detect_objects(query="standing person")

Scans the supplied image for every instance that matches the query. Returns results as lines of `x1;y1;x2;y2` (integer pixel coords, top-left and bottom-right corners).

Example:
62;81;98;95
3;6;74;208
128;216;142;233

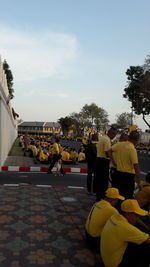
100;199;150;267
108;131;140;199
85;188;124;252
85;133;98;194
47;138;65;174
110;133;128;187
95;127;117;201
23;134;30;156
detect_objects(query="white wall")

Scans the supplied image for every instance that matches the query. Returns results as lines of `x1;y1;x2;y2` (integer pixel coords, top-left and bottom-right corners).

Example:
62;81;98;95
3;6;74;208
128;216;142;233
0;59;17;166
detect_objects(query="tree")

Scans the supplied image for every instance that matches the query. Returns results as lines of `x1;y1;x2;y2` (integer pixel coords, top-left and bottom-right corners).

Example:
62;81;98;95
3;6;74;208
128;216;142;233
3;60;14;99
116;112;134;129
123;65;150;128
58;116;73;135
81;103;109;130
69;112;90;137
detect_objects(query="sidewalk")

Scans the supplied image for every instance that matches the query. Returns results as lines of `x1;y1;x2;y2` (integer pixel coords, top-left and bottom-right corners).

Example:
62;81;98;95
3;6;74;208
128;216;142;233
0;155;101;266
2;156;88;173
0;183;100;266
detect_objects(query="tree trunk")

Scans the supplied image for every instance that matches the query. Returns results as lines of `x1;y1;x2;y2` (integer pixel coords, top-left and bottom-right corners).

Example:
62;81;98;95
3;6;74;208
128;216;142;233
142;113;150;128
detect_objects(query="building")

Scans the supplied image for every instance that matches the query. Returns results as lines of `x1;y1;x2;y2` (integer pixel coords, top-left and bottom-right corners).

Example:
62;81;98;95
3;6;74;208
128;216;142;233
18;121;61;135
0;58;17;166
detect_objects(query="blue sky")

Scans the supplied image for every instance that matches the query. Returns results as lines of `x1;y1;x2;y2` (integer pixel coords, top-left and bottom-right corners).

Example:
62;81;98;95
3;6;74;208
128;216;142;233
0;0;150;130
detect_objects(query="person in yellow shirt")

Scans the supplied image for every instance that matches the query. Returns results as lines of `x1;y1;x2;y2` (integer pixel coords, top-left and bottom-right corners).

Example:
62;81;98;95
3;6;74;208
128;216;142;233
101;199;150;267
95;127;117;201
85;188;124;252
47;138;65;174
108;130;140;199
135;172;150;211
78;147;86;162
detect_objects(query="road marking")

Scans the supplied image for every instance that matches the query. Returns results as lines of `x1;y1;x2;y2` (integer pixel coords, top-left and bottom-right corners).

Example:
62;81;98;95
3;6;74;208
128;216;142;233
68;186;84;189
19;175;28;178
141;171;147;175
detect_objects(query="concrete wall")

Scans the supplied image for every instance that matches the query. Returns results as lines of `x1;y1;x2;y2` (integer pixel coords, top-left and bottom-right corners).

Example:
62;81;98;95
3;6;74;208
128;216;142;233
0;59;17;166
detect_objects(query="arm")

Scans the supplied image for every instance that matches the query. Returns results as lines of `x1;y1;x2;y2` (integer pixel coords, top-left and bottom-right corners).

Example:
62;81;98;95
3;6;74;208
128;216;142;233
134;163;141;186
106;149;117;167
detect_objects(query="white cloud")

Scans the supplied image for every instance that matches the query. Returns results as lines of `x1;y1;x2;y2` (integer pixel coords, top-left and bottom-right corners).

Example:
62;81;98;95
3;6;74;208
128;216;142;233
0;26;78;81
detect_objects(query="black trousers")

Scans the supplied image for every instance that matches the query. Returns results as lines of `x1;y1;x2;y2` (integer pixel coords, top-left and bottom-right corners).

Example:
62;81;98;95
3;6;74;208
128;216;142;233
87;160;96;193
47;154;64;174
114;170;135;199
94;157;110;201
85;230;100;253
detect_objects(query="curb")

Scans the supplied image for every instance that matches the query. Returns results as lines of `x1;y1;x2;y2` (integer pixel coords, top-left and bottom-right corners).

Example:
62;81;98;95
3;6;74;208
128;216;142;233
0;166;88;173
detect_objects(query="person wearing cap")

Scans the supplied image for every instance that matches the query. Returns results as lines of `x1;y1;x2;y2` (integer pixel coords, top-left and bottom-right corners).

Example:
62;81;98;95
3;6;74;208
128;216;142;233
95;127;117;201
85;188;124;252
135;172;150;212
101;199;150;267
107;130;140;199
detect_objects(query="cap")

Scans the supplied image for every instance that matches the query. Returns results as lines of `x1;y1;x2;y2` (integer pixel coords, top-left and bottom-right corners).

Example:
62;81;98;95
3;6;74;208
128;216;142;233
105;188;125;200
121;199;148;216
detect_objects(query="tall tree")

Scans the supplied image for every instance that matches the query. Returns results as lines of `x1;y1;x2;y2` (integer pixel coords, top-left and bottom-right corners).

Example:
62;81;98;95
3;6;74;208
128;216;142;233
123;65;150;128
116;112;134;129
58;117;73;135
81;103;109;129
3;60;14;99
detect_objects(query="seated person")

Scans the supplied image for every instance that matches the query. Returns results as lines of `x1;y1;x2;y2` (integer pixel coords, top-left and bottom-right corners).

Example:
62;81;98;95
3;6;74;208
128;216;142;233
135;172;150;211
101;199;150;267
61;147;73;164
39;147;49;163
85;188;124;252
70;148;78;164
78;147;86;163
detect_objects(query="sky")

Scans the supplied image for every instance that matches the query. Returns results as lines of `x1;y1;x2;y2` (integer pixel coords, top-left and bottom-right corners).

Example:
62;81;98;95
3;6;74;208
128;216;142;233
0;0;150;130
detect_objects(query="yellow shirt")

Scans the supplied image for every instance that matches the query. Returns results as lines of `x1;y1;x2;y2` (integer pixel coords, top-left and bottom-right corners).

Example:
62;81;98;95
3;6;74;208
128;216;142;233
135;181;150;207
96;135;111;159
85;200;118;237
51;142;60;155
111;141;138;174
101;213;148;267
61;151;70;161
78;152;85;161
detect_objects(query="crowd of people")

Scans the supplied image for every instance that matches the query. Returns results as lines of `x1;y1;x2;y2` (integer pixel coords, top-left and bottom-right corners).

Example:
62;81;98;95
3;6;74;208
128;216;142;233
18;130;150;266
19;134;86;172
84;127;150;267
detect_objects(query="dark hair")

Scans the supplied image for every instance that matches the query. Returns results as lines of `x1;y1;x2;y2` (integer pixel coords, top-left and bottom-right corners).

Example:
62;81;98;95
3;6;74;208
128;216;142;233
128;131;140;141
55;138;60;143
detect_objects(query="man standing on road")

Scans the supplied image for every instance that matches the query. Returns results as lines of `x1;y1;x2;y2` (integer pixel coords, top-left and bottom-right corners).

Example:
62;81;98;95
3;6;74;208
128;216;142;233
95;127;117;201
47;138;65;175
108;131;140;199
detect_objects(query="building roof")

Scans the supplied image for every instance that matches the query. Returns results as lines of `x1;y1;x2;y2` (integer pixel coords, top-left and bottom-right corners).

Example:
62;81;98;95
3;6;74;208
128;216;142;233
19;121;45;127
18;121;60;127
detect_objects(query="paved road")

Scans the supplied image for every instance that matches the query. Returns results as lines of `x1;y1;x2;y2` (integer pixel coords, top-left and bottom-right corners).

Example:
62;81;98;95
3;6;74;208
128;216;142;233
0;172;87;187
138;152;150;174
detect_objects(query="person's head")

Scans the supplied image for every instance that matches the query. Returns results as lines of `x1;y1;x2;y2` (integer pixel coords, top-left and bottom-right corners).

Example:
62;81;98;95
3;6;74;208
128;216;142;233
119;133;128;142
55;138;60;143
107;127;117;140
128;131;140;146
91;133;98;142
121;199;148;225
105;188;125;206
146;172;150;184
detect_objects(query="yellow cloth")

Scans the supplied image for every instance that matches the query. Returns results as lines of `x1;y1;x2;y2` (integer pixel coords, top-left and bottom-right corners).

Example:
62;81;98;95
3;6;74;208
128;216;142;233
111;141;138;174
78;152;85;161
101;213;148;267
96;135;111;159
51;143;60;155
61;151;70;161
85;200;118;237
135;181;150;207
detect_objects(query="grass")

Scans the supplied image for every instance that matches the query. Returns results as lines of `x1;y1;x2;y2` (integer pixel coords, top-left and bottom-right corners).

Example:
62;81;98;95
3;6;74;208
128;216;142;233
8;138;25;156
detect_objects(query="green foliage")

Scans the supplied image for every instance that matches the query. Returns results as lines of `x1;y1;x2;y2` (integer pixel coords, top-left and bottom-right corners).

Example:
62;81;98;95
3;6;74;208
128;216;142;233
3;60;14;99
116;112;133;129
58;116;73;135
123;64;150;128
